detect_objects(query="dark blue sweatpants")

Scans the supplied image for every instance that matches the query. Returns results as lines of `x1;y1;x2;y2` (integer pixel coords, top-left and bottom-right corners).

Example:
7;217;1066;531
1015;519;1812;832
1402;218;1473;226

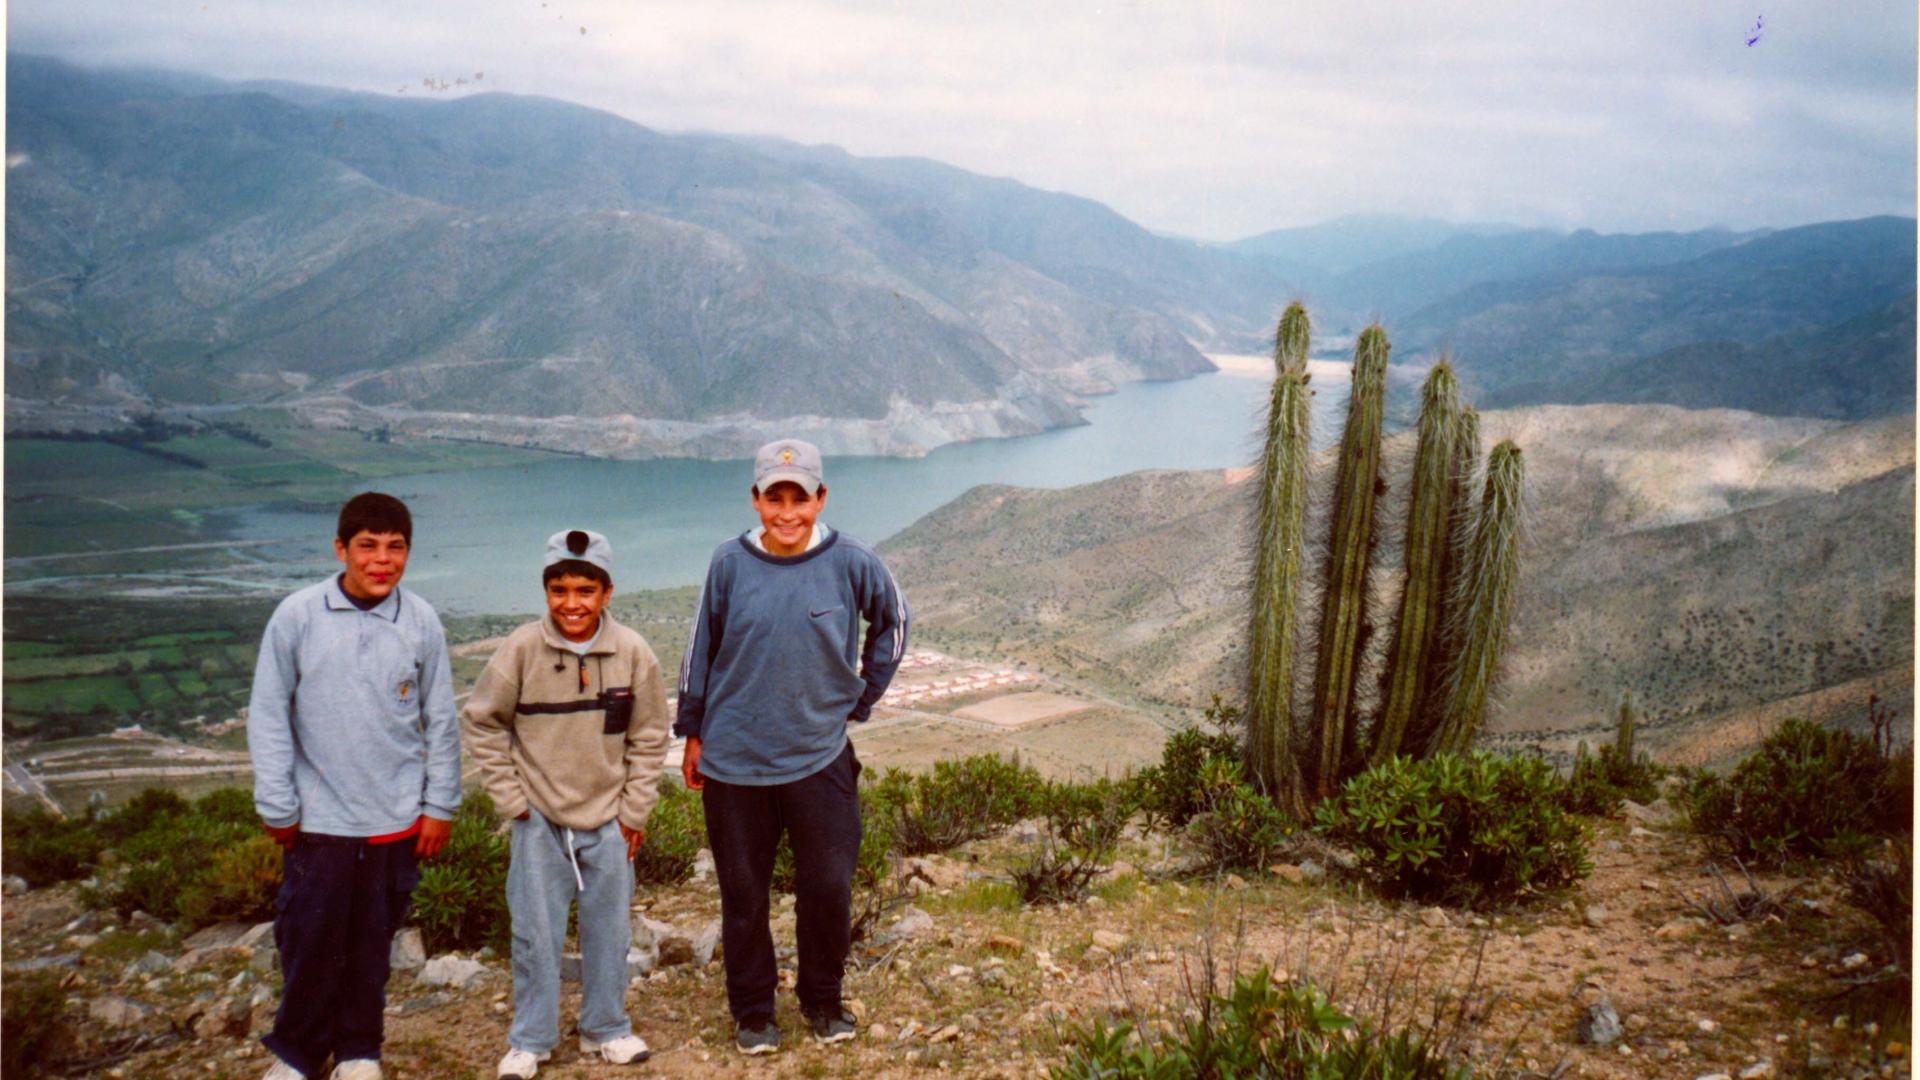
262;833;420;1076
701;741;862;1026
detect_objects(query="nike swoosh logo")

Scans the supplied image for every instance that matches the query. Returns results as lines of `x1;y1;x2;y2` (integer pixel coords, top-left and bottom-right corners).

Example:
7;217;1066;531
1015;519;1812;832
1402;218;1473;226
810;606;843;617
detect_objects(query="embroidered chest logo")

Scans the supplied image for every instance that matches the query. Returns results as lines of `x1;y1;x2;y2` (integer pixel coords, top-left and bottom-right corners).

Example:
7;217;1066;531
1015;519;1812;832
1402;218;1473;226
396;679;416;703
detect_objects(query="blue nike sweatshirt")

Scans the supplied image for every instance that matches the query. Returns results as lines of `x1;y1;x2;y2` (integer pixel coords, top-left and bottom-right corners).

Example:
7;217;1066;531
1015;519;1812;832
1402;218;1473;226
674;527;909;785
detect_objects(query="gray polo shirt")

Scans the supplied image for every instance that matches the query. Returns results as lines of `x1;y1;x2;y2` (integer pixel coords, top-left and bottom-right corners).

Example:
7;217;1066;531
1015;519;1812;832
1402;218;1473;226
247;576;462;835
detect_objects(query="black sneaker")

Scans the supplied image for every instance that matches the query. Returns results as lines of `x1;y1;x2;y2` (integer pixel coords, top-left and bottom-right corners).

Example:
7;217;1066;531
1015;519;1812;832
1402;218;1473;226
804;1005;857;1045
735;1019;781;1056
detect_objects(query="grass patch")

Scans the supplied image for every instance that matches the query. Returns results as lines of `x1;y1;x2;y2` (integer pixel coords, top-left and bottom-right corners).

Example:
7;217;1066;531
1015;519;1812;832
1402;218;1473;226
933;879;1025;915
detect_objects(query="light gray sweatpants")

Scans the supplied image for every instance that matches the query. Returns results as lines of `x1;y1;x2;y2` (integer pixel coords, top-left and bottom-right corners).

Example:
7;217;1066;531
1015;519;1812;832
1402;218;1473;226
508;809;634;1053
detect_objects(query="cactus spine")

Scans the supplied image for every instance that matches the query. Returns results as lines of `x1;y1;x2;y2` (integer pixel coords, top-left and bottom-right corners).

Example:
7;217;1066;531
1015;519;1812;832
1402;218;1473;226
1245;303;1312;816
1428;439;1524;756
1308;323;1389;796
1369;362;1462;766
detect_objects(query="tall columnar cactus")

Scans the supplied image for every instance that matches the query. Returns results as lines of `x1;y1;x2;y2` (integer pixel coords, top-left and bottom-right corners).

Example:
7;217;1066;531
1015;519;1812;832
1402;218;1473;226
1368;362;1462;766
1308;323;1389;796
1245;303;1313;815
1408;406;1481;751
1274;301;1311;376
1615;690;1636;762
1427;439;1524;756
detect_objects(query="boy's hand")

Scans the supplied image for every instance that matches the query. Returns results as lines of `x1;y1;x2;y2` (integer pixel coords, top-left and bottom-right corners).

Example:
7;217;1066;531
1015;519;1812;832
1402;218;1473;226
682;737;704;790
620;822;645;860
415;815;451;859
263;821;300;849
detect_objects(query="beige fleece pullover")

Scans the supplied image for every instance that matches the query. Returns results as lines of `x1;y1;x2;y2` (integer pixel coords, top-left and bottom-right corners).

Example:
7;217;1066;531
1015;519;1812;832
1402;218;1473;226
461;614;671;830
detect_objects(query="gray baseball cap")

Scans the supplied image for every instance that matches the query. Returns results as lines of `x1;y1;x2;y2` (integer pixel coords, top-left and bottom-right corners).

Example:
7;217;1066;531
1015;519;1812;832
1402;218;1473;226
544;528;612;575
754;438;824;494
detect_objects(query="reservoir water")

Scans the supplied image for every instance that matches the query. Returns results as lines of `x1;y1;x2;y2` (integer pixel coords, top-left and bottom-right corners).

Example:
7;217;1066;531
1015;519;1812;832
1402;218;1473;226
233;359;1384;613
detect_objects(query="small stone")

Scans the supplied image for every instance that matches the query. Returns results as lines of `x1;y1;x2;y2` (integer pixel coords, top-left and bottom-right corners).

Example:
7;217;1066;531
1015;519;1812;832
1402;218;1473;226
1222;873;1248;890
389;928;426;971
2;875;28;896
875;906;935;945
90;995;152;1028
64;933;101;950
127;910;168;933
130;950;172;976
183;922;253;950
1624;1013;1649;1033
417;955;487;991
1583;905;1608;928
1091;929;1127;951
1298;859;1327;881
692;848;715;881
1639;879;1662;891
1579;1000;1623;1046
1693;1074;1732;1080
236;922;275;949
1271;864;1306;884
692;921;721;967
193;996;252;1039
930;1024;962;1043
1080;945;1113;969
1842;952;1870;970
1417;907;1449;929
1627;825;1653;838
1739;1061;1775;1079
869;1023;890;1041
492;1001;508;1014
1697;1018;1719;1034
986;934;1023;953
250;945;277;974
1655;917;1706;938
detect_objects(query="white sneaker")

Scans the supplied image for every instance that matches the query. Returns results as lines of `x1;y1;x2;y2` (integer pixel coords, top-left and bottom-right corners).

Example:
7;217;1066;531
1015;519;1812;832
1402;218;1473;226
496;1047;550;1079
328;1061;382;1080
260;1058;306;1080
580;1032;651;1064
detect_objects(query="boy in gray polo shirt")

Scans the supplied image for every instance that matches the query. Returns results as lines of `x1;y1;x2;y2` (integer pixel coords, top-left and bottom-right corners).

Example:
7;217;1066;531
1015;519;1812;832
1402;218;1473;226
675;438;909;1053
248;492;461;1080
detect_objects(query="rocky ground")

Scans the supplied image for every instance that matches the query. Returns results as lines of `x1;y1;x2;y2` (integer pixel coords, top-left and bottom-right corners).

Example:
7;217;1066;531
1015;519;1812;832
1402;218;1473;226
3;797;1908;1079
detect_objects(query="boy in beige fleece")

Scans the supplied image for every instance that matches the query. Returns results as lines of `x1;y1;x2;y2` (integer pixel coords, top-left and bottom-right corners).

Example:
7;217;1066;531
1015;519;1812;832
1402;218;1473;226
462;529;671;1079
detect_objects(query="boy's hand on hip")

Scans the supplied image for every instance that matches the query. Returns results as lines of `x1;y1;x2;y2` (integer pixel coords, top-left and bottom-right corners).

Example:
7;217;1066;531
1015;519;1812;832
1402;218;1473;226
415;815;451;859
262;821;300;849
620;822;645;860
682;737;704;790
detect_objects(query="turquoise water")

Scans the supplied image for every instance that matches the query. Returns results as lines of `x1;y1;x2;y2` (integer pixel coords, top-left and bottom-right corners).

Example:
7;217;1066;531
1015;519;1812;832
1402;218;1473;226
233;365;1372;613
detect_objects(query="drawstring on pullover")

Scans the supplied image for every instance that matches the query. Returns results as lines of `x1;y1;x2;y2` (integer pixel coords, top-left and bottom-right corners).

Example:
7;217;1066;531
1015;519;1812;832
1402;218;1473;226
564;827;586;891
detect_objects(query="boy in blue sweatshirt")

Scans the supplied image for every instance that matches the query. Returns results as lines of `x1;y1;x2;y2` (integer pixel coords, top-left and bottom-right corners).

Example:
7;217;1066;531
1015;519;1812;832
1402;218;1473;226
247;493;462;1080
675;438;909;1054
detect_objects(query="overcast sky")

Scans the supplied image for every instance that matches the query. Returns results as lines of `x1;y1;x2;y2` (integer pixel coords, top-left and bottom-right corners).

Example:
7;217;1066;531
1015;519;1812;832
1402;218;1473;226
9;1;1915;241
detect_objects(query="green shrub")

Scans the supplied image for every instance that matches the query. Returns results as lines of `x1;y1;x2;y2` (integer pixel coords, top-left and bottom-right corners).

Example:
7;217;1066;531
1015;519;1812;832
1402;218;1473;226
1185;758;1291;873
2;971;73;1077
1843;838;1911;970
1010;834;1109;906
1561;741;1664;817
876;754;1046;857
2;809;104;886
193;786;262;830
1043;777;1137;853
1316;752;1589;908
1053;968;1467;1079
411;793;510;954
95;788;191;845
179;833;283;927
1139;704;1243;829
108;811;254;922
632;781;706;886
1685;719;1912;866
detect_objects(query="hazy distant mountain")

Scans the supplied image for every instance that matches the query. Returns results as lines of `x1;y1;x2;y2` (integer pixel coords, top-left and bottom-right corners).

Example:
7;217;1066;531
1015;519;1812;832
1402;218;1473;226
1397;216;1916;417
884;405;1915;763
4;55;1290;454
1226;215;1519;275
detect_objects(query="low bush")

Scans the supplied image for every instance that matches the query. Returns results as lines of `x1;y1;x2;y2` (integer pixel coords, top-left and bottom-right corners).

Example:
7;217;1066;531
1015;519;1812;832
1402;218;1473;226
1053;967;1467;1079
1043;777;1136;853
1186;758;1291;873
179;833;283;927
2;971;73;1078
1842;838;1911;969
94;788;192;845
1138;700;1243;829
632;781;706;886
2;809;104;887
1316;752;1589;908
105;808;255;923
1685;718;1912;866
410;793;510;954
1010;833;1110;906
875;753;1047;856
